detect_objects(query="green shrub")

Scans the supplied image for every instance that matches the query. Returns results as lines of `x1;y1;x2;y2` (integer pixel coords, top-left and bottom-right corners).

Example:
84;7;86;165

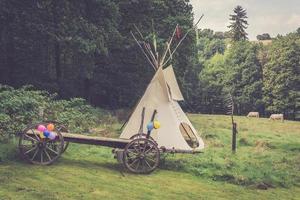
44;98;105;133
0;85;105;139
0;85;49;138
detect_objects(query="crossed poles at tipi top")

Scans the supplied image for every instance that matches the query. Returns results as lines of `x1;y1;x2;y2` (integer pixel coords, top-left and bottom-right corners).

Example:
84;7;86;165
130;14;204;71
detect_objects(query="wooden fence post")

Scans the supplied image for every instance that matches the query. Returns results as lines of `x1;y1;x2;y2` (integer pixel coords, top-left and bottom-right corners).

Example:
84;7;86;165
232;122;238;153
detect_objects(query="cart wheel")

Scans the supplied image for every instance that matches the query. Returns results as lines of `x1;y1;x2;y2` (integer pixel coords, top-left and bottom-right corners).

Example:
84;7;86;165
123;138;160;174
19;123;64;165
130;133;155;142
56;124;69;153
62;141;69;153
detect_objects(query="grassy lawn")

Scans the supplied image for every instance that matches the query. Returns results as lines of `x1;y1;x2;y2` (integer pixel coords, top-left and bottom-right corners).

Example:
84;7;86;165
0;114;299;200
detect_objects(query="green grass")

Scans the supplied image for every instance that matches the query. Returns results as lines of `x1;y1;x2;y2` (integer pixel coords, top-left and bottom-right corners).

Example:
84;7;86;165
0;114;300;199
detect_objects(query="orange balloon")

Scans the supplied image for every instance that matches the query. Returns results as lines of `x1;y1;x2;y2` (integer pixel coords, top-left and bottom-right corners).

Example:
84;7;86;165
47;123;55;131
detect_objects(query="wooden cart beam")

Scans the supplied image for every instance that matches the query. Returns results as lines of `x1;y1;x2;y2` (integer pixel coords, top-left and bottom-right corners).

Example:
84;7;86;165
61;132;131;149
26;130;131;149
163;148;203;154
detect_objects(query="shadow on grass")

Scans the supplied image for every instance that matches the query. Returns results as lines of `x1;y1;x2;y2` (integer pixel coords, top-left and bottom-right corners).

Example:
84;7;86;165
59;157;124;173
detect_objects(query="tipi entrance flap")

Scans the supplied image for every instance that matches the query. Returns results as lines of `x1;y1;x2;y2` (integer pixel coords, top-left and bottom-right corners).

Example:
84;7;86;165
154;102;193;150
163;66;184;101
179;122;199;148
155;101;204;150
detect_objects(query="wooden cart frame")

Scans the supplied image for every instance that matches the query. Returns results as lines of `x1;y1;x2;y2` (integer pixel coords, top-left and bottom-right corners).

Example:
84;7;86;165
19;121;163;174
19;120;201;174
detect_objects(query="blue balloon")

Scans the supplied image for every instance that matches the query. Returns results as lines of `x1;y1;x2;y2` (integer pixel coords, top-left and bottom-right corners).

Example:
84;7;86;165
43;130;50;138
147;122;154;131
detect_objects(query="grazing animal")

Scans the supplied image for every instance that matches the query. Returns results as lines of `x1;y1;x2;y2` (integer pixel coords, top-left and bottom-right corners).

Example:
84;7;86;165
269;114;284;122
247;112;259;118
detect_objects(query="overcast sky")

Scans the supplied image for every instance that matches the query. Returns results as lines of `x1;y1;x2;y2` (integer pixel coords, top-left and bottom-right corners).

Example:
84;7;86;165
190;0;300;40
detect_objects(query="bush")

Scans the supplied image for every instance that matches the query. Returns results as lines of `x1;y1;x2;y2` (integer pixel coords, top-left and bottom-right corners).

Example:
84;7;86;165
0;85;105;140
0;85;49;138
44;98;105;133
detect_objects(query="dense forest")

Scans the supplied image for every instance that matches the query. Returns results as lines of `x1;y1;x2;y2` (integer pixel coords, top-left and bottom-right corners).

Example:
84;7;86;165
0;0;299;119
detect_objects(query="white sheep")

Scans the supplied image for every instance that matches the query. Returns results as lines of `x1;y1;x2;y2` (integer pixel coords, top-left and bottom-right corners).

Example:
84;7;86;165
247;112;259;118
269;114;284;122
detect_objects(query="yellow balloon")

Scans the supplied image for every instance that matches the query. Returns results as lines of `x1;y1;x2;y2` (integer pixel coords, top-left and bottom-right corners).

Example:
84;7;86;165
153;120;161;129
39;132;45;139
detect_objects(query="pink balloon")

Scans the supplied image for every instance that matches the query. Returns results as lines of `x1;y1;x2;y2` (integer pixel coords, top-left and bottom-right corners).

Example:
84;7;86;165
37;125;46;132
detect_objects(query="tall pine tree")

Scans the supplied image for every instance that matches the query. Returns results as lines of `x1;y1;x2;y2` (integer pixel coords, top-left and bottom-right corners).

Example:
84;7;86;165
228;6;248;41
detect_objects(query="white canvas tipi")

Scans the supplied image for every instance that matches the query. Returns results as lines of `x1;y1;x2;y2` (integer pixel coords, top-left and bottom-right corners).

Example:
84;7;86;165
120;23;204;152
120;65;204;152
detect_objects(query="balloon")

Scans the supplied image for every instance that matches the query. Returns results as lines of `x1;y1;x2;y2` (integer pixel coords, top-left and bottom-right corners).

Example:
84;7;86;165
153;120;161;129
147;122;154;131
47;123;55;131
43;130;50;138
48;132;57;140
37;125;46;132
39;132;45;139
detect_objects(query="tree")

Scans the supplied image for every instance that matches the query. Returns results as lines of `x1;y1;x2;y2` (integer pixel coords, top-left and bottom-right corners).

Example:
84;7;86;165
263;33;300;119
196;29;226;60
224;31;231;39
0;0;120;102
0;0;197;109
223;41;263;114
228;6;248;41
214;31;225;39
257;33;271;40
196;29;226;113
199;53;227;113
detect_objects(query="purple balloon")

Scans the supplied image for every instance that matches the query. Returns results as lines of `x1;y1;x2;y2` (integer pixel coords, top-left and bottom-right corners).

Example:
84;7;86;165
48;132;57;140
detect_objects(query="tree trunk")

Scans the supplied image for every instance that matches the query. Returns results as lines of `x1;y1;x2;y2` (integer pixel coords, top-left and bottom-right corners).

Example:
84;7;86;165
6;22;16;85
84;78;91;102
52;0;63;96
54;42;62;96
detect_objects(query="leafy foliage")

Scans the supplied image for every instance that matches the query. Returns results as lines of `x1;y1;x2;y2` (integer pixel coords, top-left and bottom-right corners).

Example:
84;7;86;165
199;53;227;113
224;41;263;114
196;28;299;119
0;0;196;109
196;32;264;115
228;5;248;41
257;33;271;40
263;32;300;118
0;85;105;140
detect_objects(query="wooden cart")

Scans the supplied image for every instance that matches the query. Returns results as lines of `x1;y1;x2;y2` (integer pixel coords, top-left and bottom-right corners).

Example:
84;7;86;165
19;121;160;174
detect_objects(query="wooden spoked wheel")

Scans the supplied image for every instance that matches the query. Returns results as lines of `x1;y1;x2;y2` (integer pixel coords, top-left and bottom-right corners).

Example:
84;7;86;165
19;123;64;165
123;138;160;174
62;140;69;153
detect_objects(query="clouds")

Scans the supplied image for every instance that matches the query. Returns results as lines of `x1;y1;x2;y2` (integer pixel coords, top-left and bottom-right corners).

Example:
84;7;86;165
287;14;300;26
190;0;300;40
